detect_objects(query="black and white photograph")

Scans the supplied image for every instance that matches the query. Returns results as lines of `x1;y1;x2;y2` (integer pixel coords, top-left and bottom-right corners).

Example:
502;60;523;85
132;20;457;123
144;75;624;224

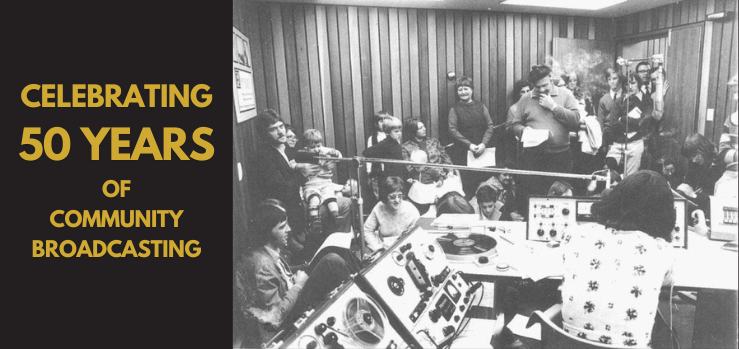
232;0;738;348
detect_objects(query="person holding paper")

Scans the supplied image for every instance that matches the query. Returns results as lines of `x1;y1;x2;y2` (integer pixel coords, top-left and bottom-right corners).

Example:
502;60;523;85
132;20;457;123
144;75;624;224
508;64;581;197
448;76;496;200
560;170;675;348
604;74;655;177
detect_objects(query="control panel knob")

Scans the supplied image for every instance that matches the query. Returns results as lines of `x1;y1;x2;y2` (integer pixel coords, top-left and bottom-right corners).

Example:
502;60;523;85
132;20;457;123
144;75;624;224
463;297;470;304
452;273;457;280
454;315;460;322
674;226;680;232
429;309;440;323
315;323;327;335
459;305;465;312
562;208;570;215
363;313;374;325
395;254;404;262
549;229;557;237
537;228;545;236
306;340;318;349
324;332;338;345
400;243;412;253
422;290;433;300
443;325;455;336
428;244;435;252
326;316;336;327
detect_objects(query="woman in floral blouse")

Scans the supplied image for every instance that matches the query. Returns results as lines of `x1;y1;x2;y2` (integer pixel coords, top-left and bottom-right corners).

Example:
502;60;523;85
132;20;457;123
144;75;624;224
402;118;458;213
560;170;675;348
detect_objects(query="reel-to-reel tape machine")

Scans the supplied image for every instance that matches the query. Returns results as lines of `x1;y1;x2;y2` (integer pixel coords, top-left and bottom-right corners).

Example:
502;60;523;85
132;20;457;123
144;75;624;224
265;227;474;349
267;281;407;349
357;227;473;349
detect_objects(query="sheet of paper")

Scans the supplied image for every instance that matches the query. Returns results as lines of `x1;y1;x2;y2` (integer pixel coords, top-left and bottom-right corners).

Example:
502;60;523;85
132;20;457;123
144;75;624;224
450;318;496;349
432;214;479;228
521;128;550;148
311;232;353;263
467;148;496;168
408;181;438;204
507;314;541;340
628;107;642;119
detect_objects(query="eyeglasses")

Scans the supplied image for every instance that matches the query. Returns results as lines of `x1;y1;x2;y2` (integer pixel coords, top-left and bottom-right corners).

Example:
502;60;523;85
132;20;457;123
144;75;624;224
387;193;404;200
637;70;650;74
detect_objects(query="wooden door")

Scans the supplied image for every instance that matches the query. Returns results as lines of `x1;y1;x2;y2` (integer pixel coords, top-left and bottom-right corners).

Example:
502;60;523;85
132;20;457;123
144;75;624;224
661;24;704;170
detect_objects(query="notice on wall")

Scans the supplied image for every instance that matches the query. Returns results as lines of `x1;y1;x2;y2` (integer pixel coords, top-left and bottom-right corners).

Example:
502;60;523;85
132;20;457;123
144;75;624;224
233;27;256;122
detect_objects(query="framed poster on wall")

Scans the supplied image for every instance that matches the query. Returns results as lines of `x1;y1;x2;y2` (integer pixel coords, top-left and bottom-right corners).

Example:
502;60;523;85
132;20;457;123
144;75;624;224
233;27;256;122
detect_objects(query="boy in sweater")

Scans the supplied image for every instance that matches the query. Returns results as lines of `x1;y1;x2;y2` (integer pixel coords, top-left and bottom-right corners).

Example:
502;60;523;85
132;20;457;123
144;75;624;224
301;129;343;234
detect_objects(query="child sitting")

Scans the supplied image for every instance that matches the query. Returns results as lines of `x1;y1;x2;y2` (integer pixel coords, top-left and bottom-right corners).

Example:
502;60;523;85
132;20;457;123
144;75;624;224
301;129;343;235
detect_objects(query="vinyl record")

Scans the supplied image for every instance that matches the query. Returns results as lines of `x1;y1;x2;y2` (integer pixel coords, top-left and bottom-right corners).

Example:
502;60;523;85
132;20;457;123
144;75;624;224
436;233;497;261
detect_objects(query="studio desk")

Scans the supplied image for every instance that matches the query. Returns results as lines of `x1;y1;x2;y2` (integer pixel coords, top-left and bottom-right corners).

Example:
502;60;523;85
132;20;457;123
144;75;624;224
415;217;739;348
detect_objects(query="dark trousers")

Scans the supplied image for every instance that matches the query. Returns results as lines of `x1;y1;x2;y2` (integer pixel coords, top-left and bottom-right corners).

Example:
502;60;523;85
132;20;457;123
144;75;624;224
289;252;353;323
520;149;573;198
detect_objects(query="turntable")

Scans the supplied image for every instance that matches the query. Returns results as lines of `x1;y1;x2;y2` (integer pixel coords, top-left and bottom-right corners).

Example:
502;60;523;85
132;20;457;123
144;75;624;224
267;280;407;349
436;233;497;266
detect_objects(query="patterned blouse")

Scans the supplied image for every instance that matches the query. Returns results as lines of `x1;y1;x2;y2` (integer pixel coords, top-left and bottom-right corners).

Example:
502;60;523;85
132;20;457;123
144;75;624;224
560;224;674;347
401;137;453;184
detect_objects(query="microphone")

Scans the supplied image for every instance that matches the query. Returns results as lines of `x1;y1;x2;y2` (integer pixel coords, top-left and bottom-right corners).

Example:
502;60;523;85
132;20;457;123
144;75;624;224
616;57;630;66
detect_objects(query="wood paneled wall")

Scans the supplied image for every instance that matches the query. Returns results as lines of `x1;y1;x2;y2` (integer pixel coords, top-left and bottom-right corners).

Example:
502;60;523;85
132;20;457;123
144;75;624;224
616;0;738;142
240;1;616;180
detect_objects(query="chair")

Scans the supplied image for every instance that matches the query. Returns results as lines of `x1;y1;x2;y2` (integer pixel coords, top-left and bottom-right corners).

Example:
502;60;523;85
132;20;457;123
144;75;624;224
527;304;632;349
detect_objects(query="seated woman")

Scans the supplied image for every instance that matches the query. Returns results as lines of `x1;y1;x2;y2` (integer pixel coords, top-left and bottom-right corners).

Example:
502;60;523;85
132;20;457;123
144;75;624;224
402;118;461;213
363;176;420;252
235;203;356;347
678;133;723;215
560;170;675;347
435;191;475;216
547;180;574;196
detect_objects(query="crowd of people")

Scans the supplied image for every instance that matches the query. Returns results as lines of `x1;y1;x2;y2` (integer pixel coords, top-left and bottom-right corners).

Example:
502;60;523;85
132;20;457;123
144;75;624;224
236;62;738;347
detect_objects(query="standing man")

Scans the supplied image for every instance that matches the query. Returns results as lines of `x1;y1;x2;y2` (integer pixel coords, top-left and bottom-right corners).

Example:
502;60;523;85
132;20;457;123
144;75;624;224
635;61;652;96
508;64;581;196
252;109;351;257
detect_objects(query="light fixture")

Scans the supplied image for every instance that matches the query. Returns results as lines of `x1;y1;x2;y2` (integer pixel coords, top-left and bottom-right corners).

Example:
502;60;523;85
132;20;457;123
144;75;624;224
501;0;627;11
707;11;734;21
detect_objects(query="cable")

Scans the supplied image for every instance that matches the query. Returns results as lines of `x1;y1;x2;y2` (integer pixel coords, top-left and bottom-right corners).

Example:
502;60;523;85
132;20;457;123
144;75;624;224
444;282;486;349
656;283;680;349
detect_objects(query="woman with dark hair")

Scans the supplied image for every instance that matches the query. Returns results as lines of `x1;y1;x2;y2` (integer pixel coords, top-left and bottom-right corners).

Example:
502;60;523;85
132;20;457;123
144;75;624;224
560;170;675;348
512;79;532;104
435;191;474;216
547;180;574;196
402;117;459;213
235;203;355;347
284;124;298;150
402;117;454;184
448;76;496;199
363;176;420;252
678;133;723;214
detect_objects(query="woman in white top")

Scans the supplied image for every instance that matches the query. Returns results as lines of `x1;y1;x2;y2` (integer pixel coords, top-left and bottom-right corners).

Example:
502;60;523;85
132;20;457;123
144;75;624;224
363;176;420;252
560;170;675;347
